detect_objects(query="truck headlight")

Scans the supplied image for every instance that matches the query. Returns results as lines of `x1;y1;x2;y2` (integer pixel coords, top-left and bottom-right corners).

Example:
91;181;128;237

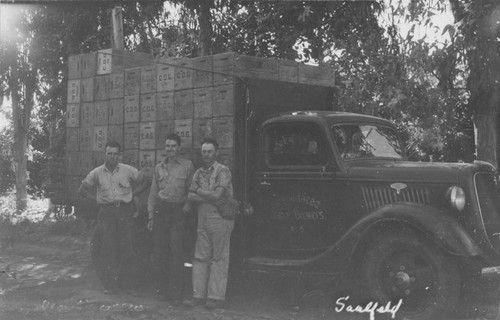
447;186;466;211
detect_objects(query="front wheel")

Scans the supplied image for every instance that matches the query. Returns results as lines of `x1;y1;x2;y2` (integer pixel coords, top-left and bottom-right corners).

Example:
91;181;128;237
362;231;461;320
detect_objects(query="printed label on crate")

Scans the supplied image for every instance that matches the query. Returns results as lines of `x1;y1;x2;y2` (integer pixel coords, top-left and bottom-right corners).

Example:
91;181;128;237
174;89;194;119
124;123;139;149
156;91;174;121
93;126;108;151
97;49;113;75
155;120;175;149
212;117;233;148
94;101;109;126
193;88;213;118
174;119;193;148
140;122;156;150
213;85;234;117
81;77;94;102
68;54;82;79
193;56;213;88
278;60;299;82
67;80;80;103
139;151;155;177
124;67;141;96
80;127;93;151
123;149;139;168
66;104;80;128
124;95;140;123
157;64;175;92
141;66;157;93
213;53;235;85
140;93;156;122
109;73;124;98
80;102;95;127
174;60;193;90
109;99;124;125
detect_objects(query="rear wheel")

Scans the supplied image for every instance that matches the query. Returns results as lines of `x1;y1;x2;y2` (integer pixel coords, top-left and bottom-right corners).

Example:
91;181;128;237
362;231;461;320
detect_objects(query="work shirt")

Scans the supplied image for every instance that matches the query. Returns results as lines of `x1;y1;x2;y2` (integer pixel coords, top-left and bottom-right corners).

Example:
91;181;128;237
147;157;194;213
82;163;143;205
190;161;233;219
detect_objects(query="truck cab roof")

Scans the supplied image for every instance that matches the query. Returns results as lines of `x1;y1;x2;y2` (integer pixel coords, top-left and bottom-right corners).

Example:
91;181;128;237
264;111;397;128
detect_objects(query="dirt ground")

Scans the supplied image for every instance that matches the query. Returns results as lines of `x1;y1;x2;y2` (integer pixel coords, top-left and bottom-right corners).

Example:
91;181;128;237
0;228;499;320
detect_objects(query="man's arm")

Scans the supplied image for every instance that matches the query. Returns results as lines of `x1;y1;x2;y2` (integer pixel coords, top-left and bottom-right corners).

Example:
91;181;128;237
77;181;96;202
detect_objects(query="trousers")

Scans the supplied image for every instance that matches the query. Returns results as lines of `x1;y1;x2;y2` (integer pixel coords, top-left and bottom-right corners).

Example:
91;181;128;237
152;201;185;300
192;215;234;301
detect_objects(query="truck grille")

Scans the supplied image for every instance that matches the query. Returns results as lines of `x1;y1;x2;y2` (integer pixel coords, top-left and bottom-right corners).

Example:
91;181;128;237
362;185;430;211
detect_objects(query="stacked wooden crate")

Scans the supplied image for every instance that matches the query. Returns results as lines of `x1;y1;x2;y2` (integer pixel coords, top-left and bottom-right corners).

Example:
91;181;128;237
64;50;335;200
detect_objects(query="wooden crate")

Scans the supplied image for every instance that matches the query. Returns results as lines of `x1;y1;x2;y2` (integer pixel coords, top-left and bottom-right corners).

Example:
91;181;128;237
123;149;139;168
174;59;193;90
124;95;140;123
94;75;109;100
80;77;94;102
139;122;156;150
155;120;175;149
80;152;93;176
192;56;213;88
278;59;298;83
140;93;156;122
66;104;80;128
193;87;213;119
157;63;175;92
93;126;108;151
66;128;79;151
174;119;193;148
174;89;194;119
193;118;213;147
109;99;124;125
66;152;81;174
141;65;157;93
80;102;95;127
94;100;109;126
212;117;234;148
217;148;234;171
213;85;234;117
156;91;174;121
235;55;278;80
97;49;153;75
79;126;93;151
298;63;335;87
139;151;156;177
67;79;81;104
93;151;105;168
68;54;82;80
213;52;236;86
81;52;97;78
124;67;141;96
107;125;124;147
109;73;124;98
124;123;140;150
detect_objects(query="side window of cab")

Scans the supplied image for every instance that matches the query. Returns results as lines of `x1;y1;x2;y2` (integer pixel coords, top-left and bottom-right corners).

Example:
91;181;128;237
264;122;329;168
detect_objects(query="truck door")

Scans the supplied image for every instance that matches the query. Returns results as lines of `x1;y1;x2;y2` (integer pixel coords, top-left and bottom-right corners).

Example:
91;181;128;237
251;121;342;259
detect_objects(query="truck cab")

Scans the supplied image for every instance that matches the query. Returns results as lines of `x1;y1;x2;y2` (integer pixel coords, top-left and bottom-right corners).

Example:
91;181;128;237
244;111;500;319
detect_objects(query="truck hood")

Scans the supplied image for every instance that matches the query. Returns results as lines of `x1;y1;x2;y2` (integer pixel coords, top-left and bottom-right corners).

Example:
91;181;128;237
345;160;491;183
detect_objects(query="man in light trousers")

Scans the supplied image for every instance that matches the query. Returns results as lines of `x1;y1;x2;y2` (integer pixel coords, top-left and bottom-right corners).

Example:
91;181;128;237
183;138;234;310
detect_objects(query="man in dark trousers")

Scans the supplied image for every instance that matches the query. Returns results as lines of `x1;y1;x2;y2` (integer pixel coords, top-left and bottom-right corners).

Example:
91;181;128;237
147;133;194;306
78;141;149;294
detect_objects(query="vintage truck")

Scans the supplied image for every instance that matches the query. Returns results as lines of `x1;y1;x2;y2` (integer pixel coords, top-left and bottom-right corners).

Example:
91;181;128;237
49;51;500;319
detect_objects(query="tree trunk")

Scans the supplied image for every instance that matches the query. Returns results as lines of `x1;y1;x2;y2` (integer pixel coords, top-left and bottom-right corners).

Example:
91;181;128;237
197;1;212;56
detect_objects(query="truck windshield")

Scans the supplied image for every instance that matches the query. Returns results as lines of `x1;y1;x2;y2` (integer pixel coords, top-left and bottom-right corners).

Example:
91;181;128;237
332;124;404;160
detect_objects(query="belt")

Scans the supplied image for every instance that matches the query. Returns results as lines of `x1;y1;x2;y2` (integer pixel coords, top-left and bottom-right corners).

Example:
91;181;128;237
100;201;132;207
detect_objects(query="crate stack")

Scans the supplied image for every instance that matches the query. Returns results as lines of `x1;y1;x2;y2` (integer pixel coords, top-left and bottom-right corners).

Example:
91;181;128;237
64;50;335;201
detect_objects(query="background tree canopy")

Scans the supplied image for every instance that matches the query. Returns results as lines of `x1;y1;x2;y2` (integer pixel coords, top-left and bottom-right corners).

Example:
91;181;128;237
0;0;495;207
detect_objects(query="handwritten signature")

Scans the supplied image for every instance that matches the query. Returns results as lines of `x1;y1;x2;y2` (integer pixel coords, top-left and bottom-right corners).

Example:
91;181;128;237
335;296;403;320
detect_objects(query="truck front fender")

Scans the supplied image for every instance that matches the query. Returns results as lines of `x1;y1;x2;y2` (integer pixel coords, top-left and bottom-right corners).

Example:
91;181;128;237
311;202;481;273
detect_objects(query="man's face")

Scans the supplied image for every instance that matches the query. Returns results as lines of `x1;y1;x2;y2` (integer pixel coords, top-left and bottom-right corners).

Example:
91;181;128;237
165;139;180;158
201;143;217;166
105;146;120;167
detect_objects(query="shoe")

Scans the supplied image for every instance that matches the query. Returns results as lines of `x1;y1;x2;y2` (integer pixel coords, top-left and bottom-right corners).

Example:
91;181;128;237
205;299;224;310
183;298;204;308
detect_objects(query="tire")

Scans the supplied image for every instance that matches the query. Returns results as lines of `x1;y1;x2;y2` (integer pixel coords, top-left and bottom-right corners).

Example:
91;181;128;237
362;231;461;320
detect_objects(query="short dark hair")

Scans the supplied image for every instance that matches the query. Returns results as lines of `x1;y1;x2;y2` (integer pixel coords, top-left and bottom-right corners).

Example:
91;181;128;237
166;133;182;146
105;141;121;152
201;138;219;149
